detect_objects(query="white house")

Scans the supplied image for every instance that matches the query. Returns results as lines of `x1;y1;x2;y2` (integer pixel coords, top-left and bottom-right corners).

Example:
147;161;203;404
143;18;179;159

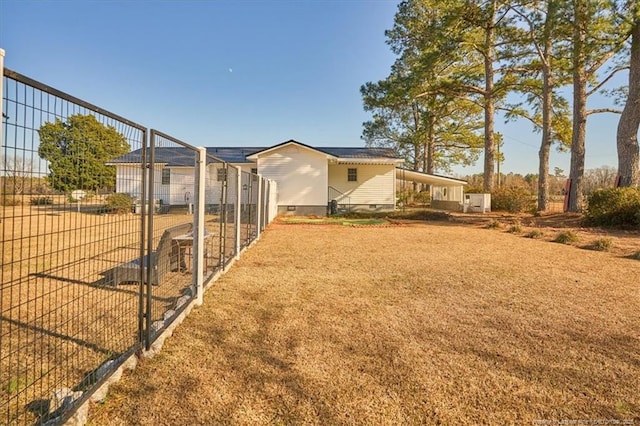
109;140;468;215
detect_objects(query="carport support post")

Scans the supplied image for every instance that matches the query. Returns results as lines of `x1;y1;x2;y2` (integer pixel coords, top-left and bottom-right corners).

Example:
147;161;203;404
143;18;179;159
194;147;206;306
235;167;242;260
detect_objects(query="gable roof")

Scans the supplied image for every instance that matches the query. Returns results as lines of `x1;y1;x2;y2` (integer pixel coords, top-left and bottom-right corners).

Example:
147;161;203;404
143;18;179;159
244;140;400;162
245;139;336;160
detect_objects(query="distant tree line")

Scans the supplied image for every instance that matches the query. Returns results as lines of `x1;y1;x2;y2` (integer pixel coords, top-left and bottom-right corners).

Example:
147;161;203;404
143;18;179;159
362;0;639;212
462;166;618;196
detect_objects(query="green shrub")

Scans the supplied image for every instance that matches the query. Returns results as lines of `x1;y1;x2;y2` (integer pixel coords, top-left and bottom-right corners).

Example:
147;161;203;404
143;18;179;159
414;191;431;206
589;237;614;252
525;229;544;239
30;196;53;205
464;184;484;194
554;230;579;244
396;189;412;206
584;187;640;228
104;193;133;214
491;187;535;213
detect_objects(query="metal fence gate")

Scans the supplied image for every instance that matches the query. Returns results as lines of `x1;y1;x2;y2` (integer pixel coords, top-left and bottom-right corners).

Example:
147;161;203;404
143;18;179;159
1;64;276;424
1;68;148;425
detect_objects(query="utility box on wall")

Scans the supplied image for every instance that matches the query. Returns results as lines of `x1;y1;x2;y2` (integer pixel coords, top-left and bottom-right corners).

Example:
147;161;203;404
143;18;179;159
463;193;491;213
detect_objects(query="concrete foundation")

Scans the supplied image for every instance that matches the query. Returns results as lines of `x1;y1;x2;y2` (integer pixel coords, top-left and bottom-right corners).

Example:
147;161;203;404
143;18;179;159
277;205;328;216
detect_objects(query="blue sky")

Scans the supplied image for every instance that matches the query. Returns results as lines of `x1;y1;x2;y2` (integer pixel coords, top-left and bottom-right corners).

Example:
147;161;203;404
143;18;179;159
0;0;627;177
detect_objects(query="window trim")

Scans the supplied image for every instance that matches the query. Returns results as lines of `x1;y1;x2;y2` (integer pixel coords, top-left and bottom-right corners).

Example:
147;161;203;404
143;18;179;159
347;168;357;182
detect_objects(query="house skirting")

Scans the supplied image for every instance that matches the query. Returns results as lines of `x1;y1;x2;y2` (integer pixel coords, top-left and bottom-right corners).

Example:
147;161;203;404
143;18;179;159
431;200;462;211
278;204;396;216
278;205;328;216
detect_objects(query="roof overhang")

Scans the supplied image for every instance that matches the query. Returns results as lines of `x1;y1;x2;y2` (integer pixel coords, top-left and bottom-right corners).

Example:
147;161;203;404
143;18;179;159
396;168;468;186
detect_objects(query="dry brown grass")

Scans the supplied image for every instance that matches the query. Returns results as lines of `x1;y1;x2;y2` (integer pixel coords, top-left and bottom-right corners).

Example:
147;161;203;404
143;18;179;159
1;204;226;423
89;221;640;425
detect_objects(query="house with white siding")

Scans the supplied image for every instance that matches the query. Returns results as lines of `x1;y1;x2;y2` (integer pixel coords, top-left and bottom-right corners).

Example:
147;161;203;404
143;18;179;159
109;139;467;215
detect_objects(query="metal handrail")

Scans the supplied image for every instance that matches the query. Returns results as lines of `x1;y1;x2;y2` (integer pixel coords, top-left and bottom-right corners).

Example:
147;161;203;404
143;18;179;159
328;186;351;213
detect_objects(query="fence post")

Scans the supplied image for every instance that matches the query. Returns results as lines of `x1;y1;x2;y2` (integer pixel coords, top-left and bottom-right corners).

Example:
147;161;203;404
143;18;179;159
194;147;206;306
235;167;242;259
0;49;5;151
256;176;262;239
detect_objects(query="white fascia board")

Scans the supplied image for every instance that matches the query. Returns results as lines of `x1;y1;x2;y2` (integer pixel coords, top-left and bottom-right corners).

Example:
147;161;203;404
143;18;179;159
336;158;404;165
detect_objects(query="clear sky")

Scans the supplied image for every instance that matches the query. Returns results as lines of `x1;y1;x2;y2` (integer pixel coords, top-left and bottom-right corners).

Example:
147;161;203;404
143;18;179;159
0;0;628;177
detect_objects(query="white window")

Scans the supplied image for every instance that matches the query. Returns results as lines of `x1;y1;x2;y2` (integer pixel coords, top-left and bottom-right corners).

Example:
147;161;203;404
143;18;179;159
347;168;357;182
161;168;170;185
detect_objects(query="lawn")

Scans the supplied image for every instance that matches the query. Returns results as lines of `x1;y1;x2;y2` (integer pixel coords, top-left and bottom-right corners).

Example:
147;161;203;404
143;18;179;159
88;221;639;425
0;203;226;424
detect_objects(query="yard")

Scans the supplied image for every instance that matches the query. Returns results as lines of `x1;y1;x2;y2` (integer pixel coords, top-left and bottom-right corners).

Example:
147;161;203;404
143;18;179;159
0;202;231;424
88;219;639;425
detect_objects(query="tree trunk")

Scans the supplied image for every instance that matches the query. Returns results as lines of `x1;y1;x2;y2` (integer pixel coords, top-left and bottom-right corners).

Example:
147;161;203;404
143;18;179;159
538;65;552;210
483;2;496;193
616;14;640;187
425;113;435;175
538;0;557;211
568;0;587;212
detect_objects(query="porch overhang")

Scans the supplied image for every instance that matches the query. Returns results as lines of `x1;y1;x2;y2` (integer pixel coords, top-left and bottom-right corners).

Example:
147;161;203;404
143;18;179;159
396;168;468;186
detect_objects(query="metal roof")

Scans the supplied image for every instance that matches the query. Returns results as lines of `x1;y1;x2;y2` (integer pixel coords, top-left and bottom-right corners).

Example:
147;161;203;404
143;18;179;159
396;168;468;186
206;147;264;163
109;147;202;167
110;143;401;165
317;147;398;159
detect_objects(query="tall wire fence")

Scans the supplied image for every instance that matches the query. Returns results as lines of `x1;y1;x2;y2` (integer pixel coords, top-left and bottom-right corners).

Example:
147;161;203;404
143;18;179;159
1;67;275;425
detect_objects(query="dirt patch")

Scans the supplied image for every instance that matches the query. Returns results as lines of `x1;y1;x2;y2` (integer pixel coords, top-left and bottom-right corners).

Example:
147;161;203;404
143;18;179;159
88;222;640;425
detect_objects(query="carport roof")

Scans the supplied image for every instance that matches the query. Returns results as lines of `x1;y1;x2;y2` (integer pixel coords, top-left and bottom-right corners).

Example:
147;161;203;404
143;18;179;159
396;168;468;186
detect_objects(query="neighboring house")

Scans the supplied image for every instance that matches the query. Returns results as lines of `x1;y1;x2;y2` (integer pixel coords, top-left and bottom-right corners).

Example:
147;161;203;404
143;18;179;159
109;139;467;215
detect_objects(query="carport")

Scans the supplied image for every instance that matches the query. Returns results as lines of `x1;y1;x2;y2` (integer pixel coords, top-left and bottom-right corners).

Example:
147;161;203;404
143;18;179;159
396;168;468;211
